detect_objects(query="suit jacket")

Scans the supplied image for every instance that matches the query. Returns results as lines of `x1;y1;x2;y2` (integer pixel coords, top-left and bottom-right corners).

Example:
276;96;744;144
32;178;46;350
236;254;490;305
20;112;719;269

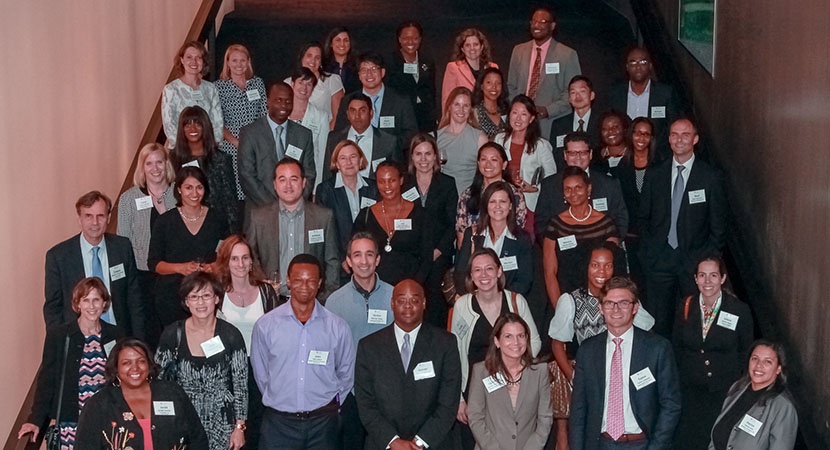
569;327;681;450
708;382;798;450
244;200;339;300
355;323;461;450
607;81;681;161
402;173;458;257
44;233;144;339
455;229;534;297
440;60;498;115
614;157;658;237
535;169;629;240
334;85;418;154
323;127;402;183
238;117;316;205
507;39;581;139
314;176;379;259
467;362;552;450
549;110;601;169
636;156;728;271
386;51;438;132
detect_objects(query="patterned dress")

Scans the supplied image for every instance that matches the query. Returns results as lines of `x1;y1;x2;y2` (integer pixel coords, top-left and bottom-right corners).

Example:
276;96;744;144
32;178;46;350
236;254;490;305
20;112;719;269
216;77;267;200
60;334;107;449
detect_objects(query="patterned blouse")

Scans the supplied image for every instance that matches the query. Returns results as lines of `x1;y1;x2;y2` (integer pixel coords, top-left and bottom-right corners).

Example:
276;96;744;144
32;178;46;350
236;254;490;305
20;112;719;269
475;104;506;141
61;334;107;449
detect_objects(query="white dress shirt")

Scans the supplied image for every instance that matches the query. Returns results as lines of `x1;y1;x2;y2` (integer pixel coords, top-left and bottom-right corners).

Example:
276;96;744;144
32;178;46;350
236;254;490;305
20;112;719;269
601;326;643;434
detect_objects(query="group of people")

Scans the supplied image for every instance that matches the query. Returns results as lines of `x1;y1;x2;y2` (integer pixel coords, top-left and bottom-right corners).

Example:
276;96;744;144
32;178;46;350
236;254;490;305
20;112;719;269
19;5;798;450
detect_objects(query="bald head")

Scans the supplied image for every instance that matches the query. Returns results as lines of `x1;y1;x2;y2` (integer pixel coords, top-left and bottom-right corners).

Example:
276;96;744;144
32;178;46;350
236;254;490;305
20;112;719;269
391;279;426;332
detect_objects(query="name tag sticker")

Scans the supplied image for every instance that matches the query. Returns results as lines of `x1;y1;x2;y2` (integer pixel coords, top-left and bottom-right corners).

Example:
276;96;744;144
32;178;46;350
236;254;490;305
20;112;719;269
403;63;418;74
215;239;224;253
379;116;395;128
308;229;325;244
200;336;225;358
190;91;204;101
592;198;609;211
153;401;175;416
482;373;507;393
360;197;377;208
688;189;707;204
394;219;412;231
716;311;739;331
286;144;303;160
738;414;763;437
367;309;388;324
556;134;566;148
453;317;470;339
630;367;656;390
413;361;436;380
650;106;667;119
135;196;153;211
109;264;126;281
500;256;518;272
608;157;621;168
402;187;420;202
308;350;329;365
104;340;116;357
182;159;200;168
372;157;386;171
545;62;560;74
557;235;578;251
246;89;261;101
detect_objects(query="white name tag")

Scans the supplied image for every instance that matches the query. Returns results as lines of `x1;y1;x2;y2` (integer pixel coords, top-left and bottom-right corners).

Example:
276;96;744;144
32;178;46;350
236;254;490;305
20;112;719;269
308;350;329;365
716;311;739;331
650;106;666;119
135;196;153;211
688;189;707;204
403;63;418;74
308;229;325;244
592;198;609;211
556;134;566;148
360;197;377;208
153;401;176;415
557;235;577;250
630;367;656;390
482;373;507;393
737;414;763;437
453;317;470;339
545;62;560;74
372;157;386;171
200;336;225;358
190;91;204;101
413;361;436;380
379;116;395;128
608;156;622;168
394;219;412;230
104;340;116;357
402;187;420;202
246;89;262;101
500;256;518;271
367;309;388;324
286;144;303;160
109;264;126;281
182;159;200;168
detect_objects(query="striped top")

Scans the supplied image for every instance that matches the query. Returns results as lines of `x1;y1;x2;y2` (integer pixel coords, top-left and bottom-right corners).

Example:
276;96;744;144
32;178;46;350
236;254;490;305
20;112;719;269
544;214;618;294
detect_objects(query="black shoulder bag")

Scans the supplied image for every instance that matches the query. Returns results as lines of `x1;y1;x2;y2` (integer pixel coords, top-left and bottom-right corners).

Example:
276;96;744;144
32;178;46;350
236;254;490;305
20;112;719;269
45;333;70;450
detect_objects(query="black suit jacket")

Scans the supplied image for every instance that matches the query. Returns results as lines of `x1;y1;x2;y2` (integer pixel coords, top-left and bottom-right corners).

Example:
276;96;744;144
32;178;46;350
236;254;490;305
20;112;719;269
335;85;418;154
314;176;379;259
455;229;534;297
44;233;144;338
615;158;658;237
569;327;681;450
386;51;438;133
607;81;681;161
402;173;458;258
238;117;316;205
323;127;402;183
355;324;461;450
549;111;601;169
535;169;629;240
636;157;728;271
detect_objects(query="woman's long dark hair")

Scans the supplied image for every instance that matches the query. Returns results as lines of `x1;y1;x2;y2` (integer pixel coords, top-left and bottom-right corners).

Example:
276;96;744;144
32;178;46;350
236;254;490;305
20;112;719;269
484;313;535;382
465;142;513;217
471;67;509;114
172;106;217;170
503;95;542;154
623;116;656;167
323;27;355;70
476;181;519;239
727;339;789;407
297;41;330;81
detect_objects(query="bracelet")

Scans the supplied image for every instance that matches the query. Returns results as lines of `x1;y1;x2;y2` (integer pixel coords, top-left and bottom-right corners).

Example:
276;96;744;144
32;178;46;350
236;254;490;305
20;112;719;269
235;422;247;431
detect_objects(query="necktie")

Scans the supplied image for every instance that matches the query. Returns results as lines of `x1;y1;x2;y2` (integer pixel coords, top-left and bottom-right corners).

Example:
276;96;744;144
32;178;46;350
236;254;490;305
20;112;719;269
371;96;381;128
668;165;686;249
527;47;542;100
92;247;113;324
607;337;625;440
401;333;411;371
354;134;364;144
275;125;285;159
577;118;585;133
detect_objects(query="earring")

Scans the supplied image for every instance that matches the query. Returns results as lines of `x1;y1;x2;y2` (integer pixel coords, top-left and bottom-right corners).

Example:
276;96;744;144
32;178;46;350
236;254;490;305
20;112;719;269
113;376;121;388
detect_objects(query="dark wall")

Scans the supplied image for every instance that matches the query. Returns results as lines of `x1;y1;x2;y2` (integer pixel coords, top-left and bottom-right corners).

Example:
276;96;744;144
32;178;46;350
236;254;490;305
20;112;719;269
638;0;830;447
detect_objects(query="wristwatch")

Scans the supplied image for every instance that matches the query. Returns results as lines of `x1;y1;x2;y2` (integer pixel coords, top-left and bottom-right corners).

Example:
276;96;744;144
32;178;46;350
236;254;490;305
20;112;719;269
235;422;247;431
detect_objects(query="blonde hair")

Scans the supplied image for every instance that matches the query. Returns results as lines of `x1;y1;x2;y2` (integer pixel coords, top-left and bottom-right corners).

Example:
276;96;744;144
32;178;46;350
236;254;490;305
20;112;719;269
330;140;368;172
438;87;480;129
133;143;175;188
220;44;254;80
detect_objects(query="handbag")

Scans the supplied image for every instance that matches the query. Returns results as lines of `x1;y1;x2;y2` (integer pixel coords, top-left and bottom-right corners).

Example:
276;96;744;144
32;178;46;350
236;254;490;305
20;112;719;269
442;223;479;304
45;333;71;450
160;321;183;381
548;359;574;419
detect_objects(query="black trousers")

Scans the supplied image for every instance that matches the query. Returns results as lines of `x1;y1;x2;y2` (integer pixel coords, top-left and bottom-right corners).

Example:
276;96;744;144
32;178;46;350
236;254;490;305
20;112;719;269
643;244;698;338
260;404;339;450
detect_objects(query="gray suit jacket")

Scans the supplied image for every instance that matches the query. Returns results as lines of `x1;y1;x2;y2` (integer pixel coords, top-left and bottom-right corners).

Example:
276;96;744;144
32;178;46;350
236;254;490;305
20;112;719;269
238;116;316;205
507;39;581;139
467;362;553;450
708;383;798;450
244;200;339;300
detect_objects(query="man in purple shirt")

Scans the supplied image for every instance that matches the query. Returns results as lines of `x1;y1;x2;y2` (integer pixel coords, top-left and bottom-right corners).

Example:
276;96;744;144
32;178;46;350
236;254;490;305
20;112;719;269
251;253;355;449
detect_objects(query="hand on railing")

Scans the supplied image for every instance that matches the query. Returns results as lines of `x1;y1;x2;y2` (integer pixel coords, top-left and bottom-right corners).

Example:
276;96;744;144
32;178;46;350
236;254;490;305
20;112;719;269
16;423;39;443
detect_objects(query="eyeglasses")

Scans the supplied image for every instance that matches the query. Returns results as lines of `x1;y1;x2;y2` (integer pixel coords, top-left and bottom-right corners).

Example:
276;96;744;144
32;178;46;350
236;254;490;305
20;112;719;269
601;300;635;310
186;293;216;303
627;59;649;66
565;150;591;157
359;66;381;75
393;297;423;306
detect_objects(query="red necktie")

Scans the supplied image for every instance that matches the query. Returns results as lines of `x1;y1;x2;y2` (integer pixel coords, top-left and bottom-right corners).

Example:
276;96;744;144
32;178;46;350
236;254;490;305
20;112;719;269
527;47;542;100
607;337;625;440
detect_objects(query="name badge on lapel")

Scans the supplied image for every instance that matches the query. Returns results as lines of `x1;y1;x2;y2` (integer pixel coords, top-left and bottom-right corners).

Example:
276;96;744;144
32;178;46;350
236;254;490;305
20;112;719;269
630;367;656;390
413;361;435;380
688;189;706;204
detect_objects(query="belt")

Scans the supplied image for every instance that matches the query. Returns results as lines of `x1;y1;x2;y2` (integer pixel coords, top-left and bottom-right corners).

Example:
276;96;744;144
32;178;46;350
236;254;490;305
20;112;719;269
270;399;339;420
601;432;647;442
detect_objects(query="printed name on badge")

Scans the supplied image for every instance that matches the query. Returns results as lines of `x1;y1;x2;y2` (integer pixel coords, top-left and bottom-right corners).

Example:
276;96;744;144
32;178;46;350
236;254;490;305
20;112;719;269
308;229;325;244
737;414;763;437
482;373;507;393
367;309;388;324
135;196;153;211
286;144;303;160
360;197;377;208
379;116;395;128
153;401;176;416
246;89;261;101
500;256;518;271
650;106;666;119
402;187;420;202
556;135;566;148
716;311;739;331
557;235;578;250
403;63;418;74
688;189;706;204
308;350;329;365
109;264;126;281
545;62;560;74
592;198;608;211
394;219;412;231
630;367;656;390
413;361;436;380
200;336;225;358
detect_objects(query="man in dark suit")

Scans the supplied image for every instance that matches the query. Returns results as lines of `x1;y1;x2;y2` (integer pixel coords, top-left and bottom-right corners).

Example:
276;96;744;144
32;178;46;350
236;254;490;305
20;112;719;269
606;46;682;161
569;276;681;450
44;191;144;338
550;75;601;169
323;94;401;183
386;20;437;133
245;158;339;301
535;133;629;243
334;52;418;155
238;81;315;205
355;279;461;450
637;118;727;336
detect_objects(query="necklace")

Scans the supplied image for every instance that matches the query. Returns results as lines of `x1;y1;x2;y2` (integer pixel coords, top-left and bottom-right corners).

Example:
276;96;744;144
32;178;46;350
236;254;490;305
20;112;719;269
147;185;168;205
568;204;593;222
380;200;402;252
231;284;253;308
178;206;204;222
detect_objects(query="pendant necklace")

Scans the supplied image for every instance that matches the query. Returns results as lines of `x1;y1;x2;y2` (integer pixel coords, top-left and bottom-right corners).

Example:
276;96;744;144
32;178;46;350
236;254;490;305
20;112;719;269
380;200;401;253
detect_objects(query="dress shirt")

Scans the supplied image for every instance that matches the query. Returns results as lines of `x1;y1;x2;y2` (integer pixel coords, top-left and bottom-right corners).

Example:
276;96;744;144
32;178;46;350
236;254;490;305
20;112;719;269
601;326;643;434
279;201;305;296
626;80;651;119
482;226;514;257
325;275;394;348
525;38;553;96
365;85;386;129
349;126;375;177
250;300;355;412
572;109;592;131
335;172;369;221
267;115;287;157
671;153;696;195
79;235;115;323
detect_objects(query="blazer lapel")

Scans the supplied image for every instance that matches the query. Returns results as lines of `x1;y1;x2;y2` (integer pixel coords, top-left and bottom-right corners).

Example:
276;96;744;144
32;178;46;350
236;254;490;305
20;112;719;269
407;325;432;374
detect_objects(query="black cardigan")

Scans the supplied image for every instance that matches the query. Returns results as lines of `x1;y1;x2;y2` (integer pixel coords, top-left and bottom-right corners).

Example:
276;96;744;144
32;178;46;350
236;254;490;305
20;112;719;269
28;320;125;427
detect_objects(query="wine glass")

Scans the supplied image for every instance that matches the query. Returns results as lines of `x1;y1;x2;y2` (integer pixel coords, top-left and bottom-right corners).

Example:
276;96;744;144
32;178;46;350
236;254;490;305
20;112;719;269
268;271;281;291
439;147;449;165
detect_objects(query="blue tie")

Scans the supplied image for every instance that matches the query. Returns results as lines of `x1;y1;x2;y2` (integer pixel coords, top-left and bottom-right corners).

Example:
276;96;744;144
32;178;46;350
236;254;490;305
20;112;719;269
668;165;685;249
401;333;411;371
92;247;114;324
371;96;380;128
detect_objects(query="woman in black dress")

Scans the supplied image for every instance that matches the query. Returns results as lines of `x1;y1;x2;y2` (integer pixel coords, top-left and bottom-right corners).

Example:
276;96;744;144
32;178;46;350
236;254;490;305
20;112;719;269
353;161;432;285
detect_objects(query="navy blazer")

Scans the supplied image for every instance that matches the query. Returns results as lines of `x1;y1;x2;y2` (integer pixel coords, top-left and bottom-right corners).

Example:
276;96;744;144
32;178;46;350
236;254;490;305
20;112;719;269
323;127;402;183
386;51;438;133
315;176;379;259
455;228;534;297
334;85;418;154
607;81;682;161
44;233;144;339
569;327;681;450
549;111;601;169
